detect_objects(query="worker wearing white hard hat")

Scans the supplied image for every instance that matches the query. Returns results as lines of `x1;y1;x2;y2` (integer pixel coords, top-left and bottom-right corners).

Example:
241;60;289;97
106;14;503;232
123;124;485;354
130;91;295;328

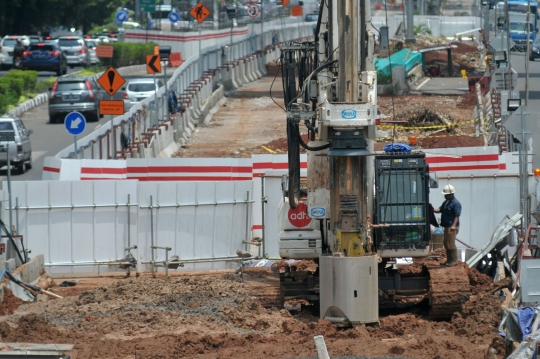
432;184;461;267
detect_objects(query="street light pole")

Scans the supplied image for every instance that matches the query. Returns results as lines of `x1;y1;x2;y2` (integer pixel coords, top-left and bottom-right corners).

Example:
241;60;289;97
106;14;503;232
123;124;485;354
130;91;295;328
526;0;531;106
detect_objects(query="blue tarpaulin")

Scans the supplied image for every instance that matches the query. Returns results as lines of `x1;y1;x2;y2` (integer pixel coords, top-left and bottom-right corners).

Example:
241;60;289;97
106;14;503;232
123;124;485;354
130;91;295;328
375;49;424;76
384;143;412;153
518;306;536;340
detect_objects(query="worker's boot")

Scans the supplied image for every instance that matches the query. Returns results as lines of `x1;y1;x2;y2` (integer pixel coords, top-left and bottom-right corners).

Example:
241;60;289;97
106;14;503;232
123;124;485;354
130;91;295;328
440;250;449;266
446;249;458;267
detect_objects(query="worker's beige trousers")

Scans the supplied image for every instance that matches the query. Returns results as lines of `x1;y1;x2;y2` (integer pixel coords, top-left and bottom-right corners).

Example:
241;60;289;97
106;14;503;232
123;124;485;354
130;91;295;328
443;226;459;250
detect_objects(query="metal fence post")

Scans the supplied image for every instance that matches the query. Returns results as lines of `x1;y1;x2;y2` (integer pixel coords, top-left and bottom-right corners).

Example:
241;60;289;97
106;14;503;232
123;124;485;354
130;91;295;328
15;197;18;235
245;190;250;252
150;195;155;278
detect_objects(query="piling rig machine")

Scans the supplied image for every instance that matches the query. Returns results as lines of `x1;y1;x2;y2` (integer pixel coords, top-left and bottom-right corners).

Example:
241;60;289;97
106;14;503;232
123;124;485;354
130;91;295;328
278;0;470;326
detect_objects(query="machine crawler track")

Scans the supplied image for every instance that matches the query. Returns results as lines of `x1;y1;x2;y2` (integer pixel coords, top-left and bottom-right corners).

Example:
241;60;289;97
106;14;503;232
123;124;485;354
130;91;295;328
426;263;471;320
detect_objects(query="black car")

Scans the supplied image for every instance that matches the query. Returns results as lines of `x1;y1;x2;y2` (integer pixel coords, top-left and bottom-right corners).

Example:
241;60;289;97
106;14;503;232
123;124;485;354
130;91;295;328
22;43;67;75
529;37;540;61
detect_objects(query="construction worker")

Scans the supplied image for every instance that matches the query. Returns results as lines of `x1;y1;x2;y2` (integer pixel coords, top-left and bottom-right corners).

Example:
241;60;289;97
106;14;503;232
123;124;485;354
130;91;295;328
432;184;461;267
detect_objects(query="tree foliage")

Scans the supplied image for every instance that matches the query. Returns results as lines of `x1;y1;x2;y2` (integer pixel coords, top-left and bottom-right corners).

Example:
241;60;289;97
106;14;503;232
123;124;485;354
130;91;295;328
0;0;125;35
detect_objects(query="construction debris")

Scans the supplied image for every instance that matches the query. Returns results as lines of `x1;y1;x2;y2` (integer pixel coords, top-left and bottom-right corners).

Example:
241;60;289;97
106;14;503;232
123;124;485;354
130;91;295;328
392;106;456;130
0;269;508;359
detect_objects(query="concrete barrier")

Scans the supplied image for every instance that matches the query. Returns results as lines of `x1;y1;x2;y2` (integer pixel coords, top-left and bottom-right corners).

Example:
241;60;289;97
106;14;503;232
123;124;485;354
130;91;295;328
5;93;48;118
250;56;259;80
253;55;262;79
230;64;240;89
246;57;256;82
258;52;267;76
240;59;250;84
0;254;45;303
51;30;315;162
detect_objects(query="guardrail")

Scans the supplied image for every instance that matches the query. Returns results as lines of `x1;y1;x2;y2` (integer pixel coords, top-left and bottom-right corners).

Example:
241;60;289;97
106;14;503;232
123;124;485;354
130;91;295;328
55;22;314;160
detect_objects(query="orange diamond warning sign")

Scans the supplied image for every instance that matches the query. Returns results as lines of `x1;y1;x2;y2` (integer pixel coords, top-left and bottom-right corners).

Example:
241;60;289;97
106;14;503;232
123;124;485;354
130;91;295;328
97;67;125;96
190;3;210;23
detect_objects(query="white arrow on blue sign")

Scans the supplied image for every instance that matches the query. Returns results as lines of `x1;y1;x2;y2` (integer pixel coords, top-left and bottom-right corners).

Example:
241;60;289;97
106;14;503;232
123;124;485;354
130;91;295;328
65;112;86;136
168;11;180;23
116;10;129;23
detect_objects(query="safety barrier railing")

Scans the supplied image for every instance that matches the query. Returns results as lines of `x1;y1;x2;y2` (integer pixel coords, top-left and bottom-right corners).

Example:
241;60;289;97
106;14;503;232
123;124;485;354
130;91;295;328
56;22;315;160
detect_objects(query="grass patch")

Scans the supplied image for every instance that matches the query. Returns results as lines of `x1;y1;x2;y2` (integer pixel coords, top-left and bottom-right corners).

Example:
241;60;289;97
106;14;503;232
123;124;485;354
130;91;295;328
74;66;107;77
35;77;57;92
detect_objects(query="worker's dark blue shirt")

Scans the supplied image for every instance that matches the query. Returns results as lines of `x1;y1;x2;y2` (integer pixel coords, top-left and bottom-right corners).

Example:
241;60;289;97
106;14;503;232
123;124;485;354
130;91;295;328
440;197;461;227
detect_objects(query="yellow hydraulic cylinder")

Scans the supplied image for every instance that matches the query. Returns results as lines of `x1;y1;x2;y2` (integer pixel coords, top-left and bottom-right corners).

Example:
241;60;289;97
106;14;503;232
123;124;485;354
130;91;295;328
336;230;365;257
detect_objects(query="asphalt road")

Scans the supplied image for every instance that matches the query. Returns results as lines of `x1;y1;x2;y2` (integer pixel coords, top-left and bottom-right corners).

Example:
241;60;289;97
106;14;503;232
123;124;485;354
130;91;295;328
0;71;169;182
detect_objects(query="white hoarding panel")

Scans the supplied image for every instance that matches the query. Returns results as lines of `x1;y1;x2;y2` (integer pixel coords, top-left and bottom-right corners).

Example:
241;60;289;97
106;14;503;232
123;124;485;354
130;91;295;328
194;182;216;259
71;181;95;265
175;182;197;261
93;181;119;261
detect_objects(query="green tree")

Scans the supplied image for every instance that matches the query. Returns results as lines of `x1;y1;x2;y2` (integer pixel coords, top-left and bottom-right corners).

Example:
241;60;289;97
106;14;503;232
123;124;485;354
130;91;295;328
0;0;124;35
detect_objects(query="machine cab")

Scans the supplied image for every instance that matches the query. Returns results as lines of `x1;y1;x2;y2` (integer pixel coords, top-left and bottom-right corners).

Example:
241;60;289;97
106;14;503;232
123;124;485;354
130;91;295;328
373;153;432;258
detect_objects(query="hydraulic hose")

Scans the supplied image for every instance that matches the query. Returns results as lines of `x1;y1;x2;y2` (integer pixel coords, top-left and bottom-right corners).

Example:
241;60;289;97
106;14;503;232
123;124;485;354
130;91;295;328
285;50;301;209
0;269;41;293
296;127;330;151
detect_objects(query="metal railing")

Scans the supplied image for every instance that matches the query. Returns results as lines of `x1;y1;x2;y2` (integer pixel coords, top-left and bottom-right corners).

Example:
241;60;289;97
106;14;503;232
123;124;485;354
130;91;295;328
55;21;315;161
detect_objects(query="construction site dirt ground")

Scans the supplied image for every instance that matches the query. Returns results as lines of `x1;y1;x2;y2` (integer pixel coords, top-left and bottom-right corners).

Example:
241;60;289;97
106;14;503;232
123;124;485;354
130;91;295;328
0;264;506;359
173;58;482;159
0;57;500;358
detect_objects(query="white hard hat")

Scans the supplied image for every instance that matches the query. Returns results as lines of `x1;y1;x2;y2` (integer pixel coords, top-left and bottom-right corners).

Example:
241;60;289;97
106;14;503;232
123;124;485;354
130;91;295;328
442;184;455;195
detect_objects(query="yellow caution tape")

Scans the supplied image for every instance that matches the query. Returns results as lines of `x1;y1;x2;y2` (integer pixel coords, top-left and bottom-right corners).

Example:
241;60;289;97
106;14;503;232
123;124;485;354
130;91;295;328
261;145;276;154
376;116;498;131
376;118;477;130
375;132;500;142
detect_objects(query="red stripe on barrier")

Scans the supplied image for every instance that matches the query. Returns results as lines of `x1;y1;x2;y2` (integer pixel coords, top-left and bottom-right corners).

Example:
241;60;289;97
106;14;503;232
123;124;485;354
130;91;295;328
127;166;253;173
43;166;60;173
431;165;500;172
125;29;248;42
81;167;127;175
426;154;498;164
253;162;307;170
252;225;263;230
128;176;252;181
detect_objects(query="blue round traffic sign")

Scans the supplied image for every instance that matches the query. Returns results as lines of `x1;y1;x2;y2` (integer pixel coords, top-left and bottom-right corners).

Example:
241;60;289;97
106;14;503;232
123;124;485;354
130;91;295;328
116;11;128;23
168;11;180;23
65;112;86;136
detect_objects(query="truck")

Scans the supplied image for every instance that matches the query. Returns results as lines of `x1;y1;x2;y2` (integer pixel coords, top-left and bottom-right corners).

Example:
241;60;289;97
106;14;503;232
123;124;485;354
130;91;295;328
276;0;470;327
509;13;537;51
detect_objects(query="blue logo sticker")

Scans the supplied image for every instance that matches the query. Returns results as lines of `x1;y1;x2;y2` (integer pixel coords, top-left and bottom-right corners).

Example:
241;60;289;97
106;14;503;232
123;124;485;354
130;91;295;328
310;207;326;218
342;109;356;119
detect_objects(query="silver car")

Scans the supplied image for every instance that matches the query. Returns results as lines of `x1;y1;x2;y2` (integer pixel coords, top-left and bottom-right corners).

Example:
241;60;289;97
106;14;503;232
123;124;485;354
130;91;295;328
84;39;99;65
48;76;102;123
0;117;33;174
57;36;90;67
121;78;162;110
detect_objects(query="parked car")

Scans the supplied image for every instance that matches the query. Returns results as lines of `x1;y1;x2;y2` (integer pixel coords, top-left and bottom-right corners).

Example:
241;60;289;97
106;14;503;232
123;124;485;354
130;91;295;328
84;39;99;65
0;117;33;174
28;36;43;45
48;76;102;123
57;36;90;67
121;78;162;110
22;42;68;76
530;36;540;60
0;35;30;69
305;13;318;22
